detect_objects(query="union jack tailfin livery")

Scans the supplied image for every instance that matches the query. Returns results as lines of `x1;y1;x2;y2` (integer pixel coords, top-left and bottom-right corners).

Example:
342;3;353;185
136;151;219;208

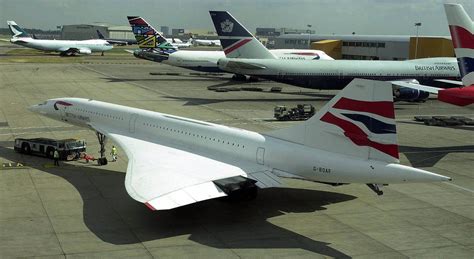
127;16;173;49
209;11;276;59
269;79;399;163
445;3;474;87
438;4;474;106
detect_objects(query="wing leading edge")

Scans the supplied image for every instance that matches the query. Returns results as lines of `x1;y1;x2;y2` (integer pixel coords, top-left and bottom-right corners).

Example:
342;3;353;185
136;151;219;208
105;132;280;210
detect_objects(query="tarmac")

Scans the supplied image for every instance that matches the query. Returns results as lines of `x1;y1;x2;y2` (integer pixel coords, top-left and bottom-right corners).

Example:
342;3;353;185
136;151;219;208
0;44;473;258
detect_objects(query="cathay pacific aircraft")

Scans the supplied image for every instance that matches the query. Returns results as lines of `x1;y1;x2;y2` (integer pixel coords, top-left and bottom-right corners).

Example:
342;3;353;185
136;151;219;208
210;11;461;102
127;16;333;74
29;79;450;210
7;21;113;56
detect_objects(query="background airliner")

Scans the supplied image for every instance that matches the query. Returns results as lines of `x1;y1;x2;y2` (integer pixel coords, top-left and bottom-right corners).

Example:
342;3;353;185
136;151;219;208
29;79;450;210
127;16;333;73
7;21;113;56
210;11;461;101
192;37;221;47
397;3;474;107
96;30;136;46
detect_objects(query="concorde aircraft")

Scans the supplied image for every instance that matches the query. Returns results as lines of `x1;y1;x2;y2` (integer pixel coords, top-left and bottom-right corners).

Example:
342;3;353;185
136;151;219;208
210;11;461;101
7;21;113;56
396;3;474;107
29;79;450;210
127;16;333;75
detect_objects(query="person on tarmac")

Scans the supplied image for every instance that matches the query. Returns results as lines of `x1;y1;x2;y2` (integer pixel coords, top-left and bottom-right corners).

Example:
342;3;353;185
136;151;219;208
111;145;117;162
53;149;60;166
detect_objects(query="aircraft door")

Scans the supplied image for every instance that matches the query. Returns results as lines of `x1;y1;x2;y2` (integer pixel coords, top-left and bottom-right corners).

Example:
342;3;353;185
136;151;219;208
129;113;139;133
256;147;265;165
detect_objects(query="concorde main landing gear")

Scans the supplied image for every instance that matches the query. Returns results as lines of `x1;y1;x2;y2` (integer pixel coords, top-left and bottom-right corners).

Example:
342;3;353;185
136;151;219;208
96;132;108;166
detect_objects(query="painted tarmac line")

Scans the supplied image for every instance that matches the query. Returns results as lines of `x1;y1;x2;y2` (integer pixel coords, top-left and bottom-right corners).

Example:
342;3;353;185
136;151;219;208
443;182;474;193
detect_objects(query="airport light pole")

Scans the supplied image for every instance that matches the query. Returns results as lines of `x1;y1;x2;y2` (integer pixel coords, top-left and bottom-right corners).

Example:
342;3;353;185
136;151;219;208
414;22;422;59
307;24;312;49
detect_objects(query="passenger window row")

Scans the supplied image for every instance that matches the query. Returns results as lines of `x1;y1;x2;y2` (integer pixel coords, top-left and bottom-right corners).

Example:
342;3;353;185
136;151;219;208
142;122;245;149
75;108;124;121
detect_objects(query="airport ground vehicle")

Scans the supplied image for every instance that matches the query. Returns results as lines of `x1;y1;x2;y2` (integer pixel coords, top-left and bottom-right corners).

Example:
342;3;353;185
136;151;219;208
274;104;316;121
414;116;474;126
14;138;86;160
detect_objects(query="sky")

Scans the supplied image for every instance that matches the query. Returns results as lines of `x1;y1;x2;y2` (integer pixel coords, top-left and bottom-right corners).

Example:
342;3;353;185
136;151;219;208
1;0;473;36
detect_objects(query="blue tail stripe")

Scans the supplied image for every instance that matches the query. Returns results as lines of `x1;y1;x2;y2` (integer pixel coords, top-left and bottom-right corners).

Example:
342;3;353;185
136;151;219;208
458;57;474;77
209;11;252;37
342;113;396;134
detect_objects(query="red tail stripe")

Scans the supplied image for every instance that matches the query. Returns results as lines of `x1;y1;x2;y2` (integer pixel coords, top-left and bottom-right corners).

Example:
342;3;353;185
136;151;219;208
224;38;252;55
130;18;148;26
449;25;474;49
321;112;399;159
145;202;156;211
333;97;395;119
438;87;474;106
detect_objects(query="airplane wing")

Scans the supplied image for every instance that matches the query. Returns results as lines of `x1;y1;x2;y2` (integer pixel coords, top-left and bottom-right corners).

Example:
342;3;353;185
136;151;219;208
434;79;464;86
105;39;127;45
57;47;92;55
391;80;441;94
100;131;280;210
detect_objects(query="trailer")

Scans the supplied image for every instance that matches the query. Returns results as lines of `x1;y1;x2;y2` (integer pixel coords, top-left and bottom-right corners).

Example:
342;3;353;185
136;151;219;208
274;104;316;121
14;138;86;160
414;116;474;127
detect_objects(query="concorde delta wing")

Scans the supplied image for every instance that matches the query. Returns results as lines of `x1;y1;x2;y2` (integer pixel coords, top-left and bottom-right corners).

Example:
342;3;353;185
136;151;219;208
106;132;280;210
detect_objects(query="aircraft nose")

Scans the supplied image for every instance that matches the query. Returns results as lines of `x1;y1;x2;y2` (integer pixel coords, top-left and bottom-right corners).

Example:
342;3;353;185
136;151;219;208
28;104;39;112
28;102;48;115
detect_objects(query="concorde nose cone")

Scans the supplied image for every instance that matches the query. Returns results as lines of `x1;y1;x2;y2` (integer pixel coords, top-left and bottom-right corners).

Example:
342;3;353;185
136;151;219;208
387;164;452;183
28;104;39;112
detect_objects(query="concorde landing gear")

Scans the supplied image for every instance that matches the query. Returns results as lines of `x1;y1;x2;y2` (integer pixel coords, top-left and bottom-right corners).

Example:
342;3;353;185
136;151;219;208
367;183;384;195
96;132;108;166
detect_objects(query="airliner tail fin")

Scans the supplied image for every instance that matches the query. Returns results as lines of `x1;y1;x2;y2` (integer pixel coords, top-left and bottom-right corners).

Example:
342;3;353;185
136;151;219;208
268;79;399;163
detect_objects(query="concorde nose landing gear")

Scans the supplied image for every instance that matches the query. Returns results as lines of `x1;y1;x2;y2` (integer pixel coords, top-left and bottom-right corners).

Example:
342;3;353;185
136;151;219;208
367;183;384;195
96;131;108;166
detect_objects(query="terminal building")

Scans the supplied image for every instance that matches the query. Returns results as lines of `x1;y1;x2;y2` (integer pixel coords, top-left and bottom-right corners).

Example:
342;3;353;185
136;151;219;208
60;24;135;41
270;34;454;60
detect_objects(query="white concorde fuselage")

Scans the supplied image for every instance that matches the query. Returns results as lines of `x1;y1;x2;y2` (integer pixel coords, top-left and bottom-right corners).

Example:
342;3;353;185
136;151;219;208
30;97;448;184
10;37;113;53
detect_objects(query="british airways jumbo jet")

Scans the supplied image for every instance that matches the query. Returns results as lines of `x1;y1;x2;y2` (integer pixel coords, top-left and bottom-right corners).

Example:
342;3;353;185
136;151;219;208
7;21;113;56
29;79;450;210
397;4;474;107
210;11;461;101
127;16;333;73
